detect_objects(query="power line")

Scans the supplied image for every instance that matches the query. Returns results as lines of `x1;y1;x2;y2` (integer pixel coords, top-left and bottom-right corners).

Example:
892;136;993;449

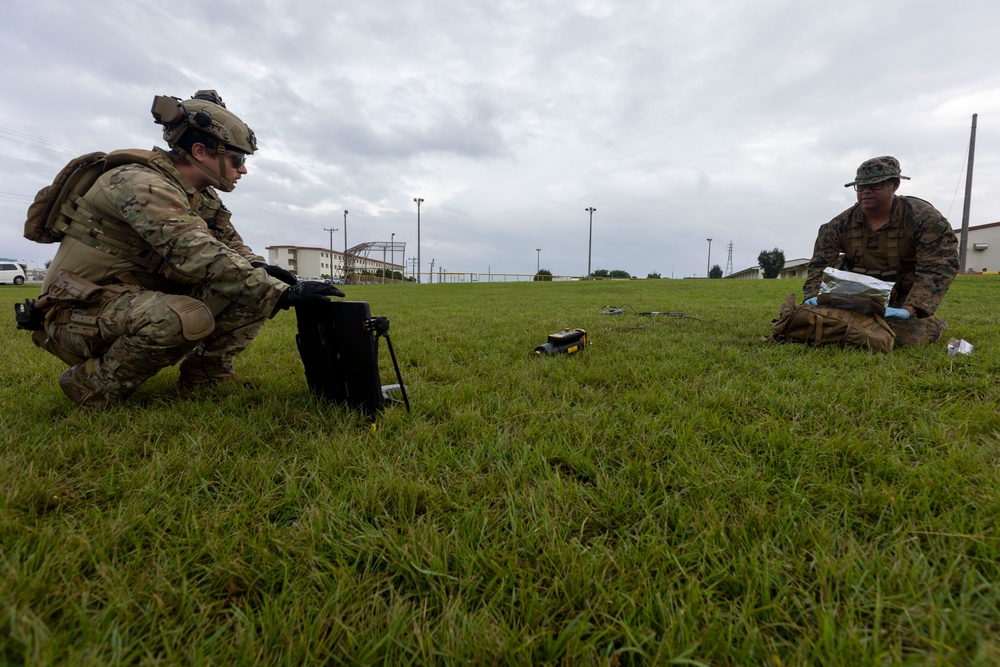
0;126;81;156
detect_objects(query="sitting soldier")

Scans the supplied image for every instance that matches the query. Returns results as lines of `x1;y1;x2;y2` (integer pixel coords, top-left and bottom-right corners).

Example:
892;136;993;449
803;156;959;345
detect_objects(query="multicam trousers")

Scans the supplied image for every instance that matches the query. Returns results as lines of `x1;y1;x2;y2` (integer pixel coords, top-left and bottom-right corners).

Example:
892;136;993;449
40;284;265;403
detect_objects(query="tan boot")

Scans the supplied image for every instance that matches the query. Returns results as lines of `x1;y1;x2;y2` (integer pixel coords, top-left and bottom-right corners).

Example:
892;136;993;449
59;361;111;409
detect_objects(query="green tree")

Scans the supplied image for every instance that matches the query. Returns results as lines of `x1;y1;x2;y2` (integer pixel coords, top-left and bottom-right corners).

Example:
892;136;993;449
647;272;661;279
609;269;630;279
709;264;723;279
533;269;553;282
591;269;610;278
757;248;785;279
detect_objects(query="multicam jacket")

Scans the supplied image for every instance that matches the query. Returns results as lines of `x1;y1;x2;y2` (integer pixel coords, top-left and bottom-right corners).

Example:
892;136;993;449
803;196;959;317
42;147;285;318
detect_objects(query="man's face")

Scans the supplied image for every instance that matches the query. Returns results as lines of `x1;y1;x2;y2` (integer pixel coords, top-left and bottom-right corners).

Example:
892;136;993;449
856;178;898;212
189;143;249;190
215;149;248;187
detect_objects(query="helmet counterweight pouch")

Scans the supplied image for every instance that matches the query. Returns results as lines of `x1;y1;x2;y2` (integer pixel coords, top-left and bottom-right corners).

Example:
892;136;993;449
294;300;409;418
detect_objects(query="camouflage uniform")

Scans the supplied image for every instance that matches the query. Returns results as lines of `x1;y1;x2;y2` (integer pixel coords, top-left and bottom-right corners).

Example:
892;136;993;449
39;147;288;406
803;195;959;345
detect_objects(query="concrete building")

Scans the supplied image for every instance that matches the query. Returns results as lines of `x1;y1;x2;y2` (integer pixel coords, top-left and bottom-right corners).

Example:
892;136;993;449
959;221;1000;272
266;244;404;281
727;258;810;280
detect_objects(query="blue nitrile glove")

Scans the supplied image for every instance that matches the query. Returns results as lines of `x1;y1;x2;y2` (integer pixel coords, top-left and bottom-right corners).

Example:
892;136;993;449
884;306;910;320
804;297;818;306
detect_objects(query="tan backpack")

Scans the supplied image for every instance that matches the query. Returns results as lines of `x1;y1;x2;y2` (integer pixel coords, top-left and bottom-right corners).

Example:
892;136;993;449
768;292;895;353
24;149;157;244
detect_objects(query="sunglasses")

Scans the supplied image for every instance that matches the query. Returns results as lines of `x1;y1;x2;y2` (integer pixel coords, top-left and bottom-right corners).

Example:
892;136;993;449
225;151;248;169
853;181;886;192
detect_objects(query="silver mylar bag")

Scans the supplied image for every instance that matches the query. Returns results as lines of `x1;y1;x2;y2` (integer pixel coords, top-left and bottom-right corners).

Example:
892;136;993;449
817;267;893;315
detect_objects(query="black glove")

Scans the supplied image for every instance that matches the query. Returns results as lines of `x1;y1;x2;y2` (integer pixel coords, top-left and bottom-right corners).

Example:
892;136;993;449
275;281;346;312
251;261;298;286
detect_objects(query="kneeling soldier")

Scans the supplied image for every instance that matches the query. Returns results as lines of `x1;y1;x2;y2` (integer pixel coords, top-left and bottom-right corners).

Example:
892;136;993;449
25;90;342;408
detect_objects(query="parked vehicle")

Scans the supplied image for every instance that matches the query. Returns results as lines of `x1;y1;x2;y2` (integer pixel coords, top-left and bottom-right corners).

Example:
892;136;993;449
0;262;26;285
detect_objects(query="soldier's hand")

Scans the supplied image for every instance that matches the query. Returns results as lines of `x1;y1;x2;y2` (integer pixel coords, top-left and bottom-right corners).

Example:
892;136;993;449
275;281;346;312
252;261;298;286
803;297;818;306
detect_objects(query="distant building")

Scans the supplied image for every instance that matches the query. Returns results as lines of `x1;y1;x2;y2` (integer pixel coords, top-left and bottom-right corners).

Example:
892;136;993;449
727;258;810;280
266;244;404;281
958;221;1000;272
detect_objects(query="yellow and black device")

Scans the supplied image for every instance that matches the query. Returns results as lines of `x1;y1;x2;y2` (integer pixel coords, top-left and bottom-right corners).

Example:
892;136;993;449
534;328;587;356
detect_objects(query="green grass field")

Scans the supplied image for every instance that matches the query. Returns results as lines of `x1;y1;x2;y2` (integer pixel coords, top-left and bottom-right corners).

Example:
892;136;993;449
1;277;998;665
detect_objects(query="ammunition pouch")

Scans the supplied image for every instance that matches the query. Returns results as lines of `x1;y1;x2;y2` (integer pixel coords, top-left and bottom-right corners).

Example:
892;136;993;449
33;271;142;361
769;292;895;353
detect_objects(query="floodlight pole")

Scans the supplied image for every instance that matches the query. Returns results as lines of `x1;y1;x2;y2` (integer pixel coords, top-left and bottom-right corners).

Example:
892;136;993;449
414;197;424;283
323;226;338;279
342;210;349;283
706;238;713;278
585;207;596;278
536;248;541;273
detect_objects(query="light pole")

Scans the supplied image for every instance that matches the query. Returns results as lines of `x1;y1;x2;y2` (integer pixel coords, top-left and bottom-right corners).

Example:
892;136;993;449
413;197;424;283
706;238;713;278
342;210;349;283
323;226;338;280
391;232;395;282
585;207;596;278
536;248;541;273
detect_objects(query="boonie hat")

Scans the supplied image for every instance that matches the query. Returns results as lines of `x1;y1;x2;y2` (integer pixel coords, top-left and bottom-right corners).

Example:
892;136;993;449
844;156;910;188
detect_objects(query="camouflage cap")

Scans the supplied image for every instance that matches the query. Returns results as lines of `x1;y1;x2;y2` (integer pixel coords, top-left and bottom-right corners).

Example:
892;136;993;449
844;156;910;188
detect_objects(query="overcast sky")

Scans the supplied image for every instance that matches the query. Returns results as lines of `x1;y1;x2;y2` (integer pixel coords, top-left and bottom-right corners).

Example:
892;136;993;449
2;0;998;279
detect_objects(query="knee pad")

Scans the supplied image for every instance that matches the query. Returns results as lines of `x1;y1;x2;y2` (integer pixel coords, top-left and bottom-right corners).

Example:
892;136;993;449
164;296;216;342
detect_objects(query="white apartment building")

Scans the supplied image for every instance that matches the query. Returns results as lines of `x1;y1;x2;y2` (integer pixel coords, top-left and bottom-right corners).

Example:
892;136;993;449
266;244;404;280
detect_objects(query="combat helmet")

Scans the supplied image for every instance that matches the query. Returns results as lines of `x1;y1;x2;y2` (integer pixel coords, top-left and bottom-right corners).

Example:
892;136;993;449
151;90;257;191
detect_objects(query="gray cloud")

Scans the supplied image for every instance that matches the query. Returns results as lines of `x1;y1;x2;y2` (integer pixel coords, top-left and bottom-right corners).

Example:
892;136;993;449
1;0;997;278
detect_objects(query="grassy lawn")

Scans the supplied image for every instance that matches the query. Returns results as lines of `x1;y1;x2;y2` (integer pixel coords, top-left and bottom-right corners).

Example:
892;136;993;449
1;276;998;665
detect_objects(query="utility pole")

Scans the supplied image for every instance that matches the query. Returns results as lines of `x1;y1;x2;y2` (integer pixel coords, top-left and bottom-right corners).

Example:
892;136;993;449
536;248;541;273
413;198;424;283
725;240;733;277
585;207;596;278
342;210;349;283
323;226;338;279
706;238;713;278
390;233;395;282
959;113;978;273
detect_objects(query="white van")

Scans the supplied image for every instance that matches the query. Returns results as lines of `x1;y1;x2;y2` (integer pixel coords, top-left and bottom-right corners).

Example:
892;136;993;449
0;262;26;285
